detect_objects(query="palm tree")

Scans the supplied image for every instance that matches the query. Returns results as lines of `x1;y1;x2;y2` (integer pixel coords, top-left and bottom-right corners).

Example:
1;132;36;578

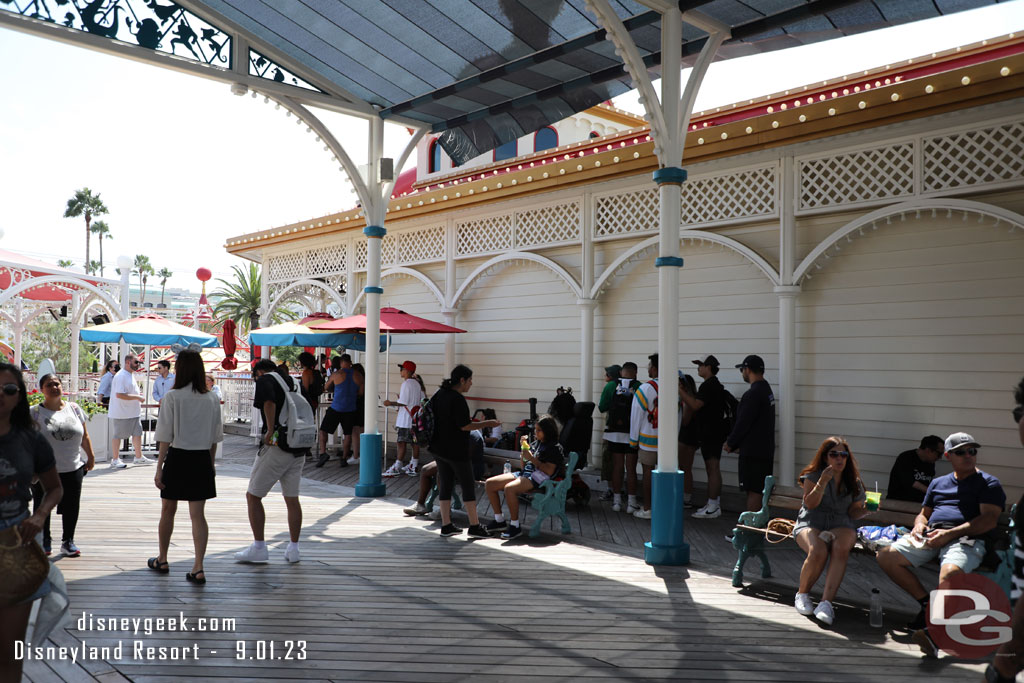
157;267;173;305
63;188;108;269
57;259;73;269
90;220;111;276
86;260;102;275
211;263;292;334
133;254;154;306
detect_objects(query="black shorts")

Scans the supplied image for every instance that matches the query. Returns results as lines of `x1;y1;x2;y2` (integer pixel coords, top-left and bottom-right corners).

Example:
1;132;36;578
320;408;357;435
737;456;774;493
699;441;723;461
605;439;632;454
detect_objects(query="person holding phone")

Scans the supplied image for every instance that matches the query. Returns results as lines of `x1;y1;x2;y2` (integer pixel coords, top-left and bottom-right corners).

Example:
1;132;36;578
792;436;868;626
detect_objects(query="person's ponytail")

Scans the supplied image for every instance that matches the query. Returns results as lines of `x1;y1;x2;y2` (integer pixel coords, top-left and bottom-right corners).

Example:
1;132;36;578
441;364;473;390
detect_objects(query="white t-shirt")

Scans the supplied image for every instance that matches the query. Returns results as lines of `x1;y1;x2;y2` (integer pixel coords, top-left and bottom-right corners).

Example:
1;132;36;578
108;369;142;419
31;402;87;473
395;378;424;429
154;388;224;451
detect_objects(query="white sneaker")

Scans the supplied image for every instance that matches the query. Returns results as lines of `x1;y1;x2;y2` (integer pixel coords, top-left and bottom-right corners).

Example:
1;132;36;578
814;600;835;625
626;502;639;514
633;508;652;519
794;592;814;616
404;502;428;516
401;463;418;476
383;464;402;478
284;546;300;564
611;501;622;512
347;457;360;465
109;459;127;470
692;503;721;519
132;455;155;465
234;543;269;563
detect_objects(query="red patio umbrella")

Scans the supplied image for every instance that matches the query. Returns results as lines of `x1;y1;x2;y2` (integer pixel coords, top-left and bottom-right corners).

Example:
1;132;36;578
221;319;238;370
309;307;465;334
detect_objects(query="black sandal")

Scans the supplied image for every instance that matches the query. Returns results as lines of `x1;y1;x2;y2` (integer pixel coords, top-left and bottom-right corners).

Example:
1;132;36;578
147;557;169;573
186;570;206;585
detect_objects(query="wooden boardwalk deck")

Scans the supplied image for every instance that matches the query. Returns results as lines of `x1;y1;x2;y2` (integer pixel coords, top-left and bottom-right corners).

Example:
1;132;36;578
23;434;984;682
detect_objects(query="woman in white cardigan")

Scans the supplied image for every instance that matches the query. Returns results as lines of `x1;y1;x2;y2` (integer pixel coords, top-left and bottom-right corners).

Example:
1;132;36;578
150;348;223;584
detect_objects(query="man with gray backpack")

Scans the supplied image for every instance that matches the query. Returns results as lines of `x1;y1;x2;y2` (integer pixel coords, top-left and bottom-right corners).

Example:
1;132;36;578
236;359;312;565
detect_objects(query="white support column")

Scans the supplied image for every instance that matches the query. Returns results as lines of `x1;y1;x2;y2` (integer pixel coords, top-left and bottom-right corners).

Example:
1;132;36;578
776;156;799;484
13;301;23;368
443;217;457;376
579;193;596;403
259;254;271;361
70;291;81;396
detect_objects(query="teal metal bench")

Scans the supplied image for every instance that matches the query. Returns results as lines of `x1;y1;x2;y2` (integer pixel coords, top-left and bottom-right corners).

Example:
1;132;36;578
521;451;579;538
424;484;463;513
731;474;1016;597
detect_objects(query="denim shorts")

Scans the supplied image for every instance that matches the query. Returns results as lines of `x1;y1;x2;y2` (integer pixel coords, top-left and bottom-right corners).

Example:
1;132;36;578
890;534;987;571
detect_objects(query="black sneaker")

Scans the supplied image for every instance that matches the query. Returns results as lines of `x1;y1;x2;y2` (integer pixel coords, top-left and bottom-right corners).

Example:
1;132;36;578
467;525;491;539
339;456;349;468
501;525;523;540
440;524;463;537
912;629;938;658
905;609;927;632
315;453;329;468
485;519;507;532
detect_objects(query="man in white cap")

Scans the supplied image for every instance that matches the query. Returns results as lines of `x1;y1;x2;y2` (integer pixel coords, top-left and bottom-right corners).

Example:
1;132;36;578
383;360;424;477
876;431;1006;657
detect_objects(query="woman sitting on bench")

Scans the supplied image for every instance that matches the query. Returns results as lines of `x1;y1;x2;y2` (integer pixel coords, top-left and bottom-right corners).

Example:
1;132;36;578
482;414;565;540
793;436;868;626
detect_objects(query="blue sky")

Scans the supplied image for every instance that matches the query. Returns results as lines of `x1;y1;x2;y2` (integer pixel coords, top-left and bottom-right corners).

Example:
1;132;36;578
1;2;1022;292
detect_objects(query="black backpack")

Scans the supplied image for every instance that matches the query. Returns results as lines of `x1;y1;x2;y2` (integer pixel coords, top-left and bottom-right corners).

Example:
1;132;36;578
607;384;633;433
306;369;325;406
721;388;738;439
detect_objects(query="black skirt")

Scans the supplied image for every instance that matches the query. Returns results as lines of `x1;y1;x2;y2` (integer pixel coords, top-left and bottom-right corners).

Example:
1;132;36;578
160;446;217;501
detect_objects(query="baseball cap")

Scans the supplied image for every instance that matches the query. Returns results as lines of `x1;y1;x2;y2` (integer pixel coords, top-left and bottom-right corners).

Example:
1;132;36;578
944;432;980;453
692;354;719;368
735;355;765;372
398;360;417;373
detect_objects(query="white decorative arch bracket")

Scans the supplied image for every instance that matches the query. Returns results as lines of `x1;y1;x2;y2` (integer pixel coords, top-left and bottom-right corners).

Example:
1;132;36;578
793;198;1024;283
352;266;445;312
267;278;348;318
451;251;583;308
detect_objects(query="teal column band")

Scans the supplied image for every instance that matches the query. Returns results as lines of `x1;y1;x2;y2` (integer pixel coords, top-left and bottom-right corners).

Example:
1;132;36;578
644;469;690;565
653;167;687;185
363;225;386;237
655;257;684;268
364;286;384;294
355;433;386;497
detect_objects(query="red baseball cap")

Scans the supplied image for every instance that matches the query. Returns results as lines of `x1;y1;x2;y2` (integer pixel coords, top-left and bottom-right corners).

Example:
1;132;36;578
398;360;417;373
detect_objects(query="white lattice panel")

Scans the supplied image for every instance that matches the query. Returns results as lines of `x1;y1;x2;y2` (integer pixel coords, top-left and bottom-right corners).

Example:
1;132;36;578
798;143;915;211
595;187;660;237
923;121;1024;192
308;244;346;276
456;214;513;257
682;166;776;225
381;234;396;266
515;201;580;248
355;240;368;271
398;225;445;264
267;251;305;283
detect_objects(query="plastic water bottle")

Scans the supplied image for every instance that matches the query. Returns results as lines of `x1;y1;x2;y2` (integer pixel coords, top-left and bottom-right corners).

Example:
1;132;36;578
869;588;883;628
503;461;512;475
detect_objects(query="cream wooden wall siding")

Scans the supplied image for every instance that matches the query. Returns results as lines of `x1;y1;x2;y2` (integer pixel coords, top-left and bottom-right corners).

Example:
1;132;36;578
795;195;1024;499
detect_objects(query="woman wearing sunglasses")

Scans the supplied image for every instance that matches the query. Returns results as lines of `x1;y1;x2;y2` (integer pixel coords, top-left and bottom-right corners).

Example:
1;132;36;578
792;436;868;625
0;362;62;682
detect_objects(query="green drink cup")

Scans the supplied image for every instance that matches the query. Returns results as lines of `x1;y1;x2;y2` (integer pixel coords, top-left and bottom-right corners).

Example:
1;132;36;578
865;491;881;511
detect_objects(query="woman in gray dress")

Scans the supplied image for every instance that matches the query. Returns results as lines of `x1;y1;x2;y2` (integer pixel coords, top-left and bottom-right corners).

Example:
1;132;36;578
792;436;868;626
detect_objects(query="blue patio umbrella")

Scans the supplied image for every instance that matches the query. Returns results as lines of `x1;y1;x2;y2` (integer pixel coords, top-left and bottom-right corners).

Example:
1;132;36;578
248;321;387;351
78;314;219;347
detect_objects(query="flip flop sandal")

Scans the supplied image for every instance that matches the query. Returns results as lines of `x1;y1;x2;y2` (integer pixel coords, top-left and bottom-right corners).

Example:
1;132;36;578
147;557;170;573
185;570;206;585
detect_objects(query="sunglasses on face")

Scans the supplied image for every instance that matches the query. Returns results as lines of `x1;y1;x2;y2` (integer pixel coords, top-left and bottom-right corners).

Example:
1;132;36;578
951;447;979;457
828;450;849;459
2;383;20;397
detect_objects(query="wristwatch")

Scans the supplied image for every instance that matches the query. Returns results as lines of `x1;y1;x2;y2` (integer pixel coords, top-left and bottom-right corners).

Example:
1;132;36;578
985;663;1016;683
